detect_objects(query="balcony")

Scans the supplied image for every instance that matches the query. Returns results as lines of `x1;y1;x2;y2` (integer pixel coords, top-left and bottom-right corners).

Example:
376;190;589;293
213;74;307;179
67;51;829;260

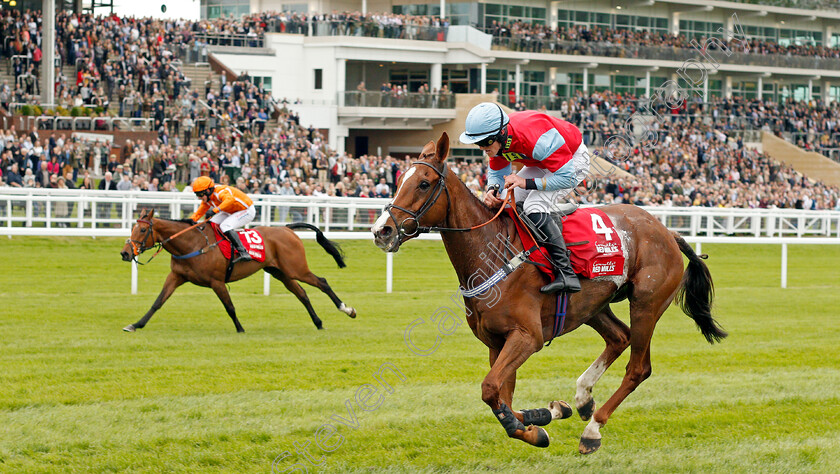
493;38;840;71
337;91;456;129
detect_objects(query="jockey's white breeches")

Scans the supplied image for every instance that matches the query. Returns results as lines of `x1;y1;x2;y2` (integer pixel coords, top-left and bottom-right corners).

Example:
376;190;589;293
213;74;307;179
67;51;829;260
210;205;256;232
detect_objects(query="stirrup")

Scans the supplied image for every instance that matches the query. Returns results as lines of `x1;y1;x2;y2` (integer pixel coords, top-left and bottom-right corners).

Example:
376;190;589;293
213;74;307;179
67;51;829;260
232;251;252;263
541;275;581;294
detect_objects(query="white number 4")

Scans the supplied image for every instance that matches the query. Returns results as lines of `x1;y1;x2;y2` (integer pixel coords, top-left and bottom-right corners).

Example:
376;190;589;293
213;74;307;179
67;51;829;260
242;230;262;245
591;214;613;241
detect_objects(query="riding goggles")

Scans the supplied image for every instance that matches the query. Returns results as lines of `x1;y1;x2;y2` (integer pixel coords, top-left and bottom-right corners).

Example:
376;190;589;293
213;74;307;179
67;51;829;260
475;135;496;148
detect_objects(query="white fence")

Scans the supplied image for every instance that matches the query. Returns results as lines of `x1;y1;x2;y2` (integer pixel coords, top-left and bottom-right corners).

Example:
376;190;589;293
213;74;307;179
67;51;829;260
1;189;838;291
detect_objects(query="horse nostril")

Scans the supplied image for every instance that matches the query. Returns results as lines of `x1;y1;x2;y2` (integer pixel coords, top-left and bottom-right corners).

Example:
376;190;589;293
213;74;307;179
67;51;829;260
380;226;393;238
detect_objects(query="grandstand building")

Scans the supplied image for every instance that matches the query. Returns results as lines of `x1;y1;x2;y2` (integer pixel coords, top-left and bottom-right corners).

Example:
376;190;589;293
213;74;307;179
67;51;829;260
194;1;840;157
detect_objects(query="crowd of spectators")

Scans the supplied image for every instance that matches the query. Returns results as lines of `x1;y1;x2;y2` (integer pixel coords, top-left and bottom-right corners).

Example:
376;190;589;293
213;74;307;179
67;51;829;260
487;21;840;62
0;11;838;211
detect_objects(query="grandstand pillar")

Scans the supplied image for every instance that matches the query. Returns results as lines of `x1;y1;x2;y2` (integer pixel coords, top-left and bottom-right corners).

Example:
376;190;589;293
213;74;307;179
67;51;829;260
582;67;588;94
42;0;56;106
703;75;708;103
431;63;442;94
481;63;487;94
362;0;367;15
808;79;813;101
757;76;763;100
823;80;831;103
336;58;347;107
724;76;732;99
515;64;521;99
645;70;651;98
670;12;680;36
440;0;446;20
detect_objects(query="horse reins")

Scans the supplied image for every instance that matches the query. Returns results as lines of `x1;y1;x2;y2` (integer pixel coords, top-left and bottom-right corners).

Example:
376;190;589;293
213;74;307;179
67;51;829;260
385;160;541;247
127;217;210;264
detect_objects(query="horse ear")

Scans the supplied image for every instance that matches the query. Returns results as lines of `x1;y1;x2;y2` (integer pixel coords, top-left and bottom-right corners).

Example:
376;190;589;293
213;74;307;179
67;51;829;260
139;207;147;218
149;208;155;218
435;132;449;163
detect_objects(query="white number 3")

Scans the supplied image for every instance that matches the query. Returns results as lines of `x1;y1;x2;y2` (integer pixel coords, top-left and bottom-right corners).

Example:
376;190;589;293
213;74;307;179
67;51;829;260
591;214;613;241
241;230;262;245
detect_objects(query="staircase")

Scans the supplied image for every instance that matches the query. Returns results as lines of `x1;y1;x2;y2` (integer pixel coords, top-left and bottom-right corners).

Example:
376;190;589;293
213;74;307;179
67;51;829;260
762;132;840;188
180;63;218;98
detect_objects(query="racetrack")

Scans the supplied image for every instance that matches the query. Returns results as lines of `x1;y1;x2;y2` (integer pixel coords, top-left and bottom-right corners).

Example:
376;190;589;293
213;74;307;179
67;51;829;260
0;237;838;472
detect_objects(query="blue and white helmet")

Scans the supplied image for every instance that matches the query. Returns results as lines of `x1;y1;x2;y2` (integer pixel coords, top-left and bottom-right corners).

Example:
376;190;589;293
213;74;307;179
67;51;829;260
459;102;509;144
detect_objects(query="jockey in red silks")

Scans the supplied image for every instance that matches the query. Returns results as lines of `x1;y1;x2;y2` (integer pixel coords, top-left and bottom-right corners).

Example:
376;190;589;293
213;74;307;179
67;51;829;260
460;102;590;293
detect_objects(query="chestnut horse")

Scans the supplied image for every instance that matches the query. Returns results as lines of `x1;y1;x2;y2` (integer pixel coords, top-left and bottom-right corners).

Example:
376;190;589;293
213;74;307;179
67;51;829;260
120;209;356;333
372;133;726;454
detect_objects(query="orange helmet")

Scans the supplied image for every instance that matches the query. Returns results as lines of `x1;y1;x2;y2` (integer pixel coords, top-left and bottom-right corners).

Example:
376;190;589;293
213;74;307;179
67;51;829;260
192;176;215;193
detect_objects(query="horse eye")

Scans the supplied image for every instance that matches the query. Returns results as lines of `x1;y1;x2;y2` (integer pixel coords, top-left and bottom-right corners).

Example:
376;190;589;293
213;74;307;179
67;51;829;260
419;181;431;191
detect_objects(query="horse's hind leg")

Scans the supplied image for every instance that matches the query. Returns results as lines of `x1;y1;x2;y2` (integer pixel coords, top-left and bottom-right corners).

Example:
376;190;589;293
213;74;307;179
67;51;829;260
266;268;324;330
579;280;676;455
297;271;356;319
575;306;631;421
210;280;245;333
124;272;184;332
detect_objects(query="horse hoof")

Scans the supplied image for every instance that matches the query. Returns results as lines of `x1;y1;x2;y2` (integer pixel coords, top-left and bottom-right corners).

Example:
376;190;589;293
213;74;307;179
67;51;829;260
348;308;356;319
549;400;574;420
525;426;550;448
122;325;136;332
579;437;601;455
578;398;596;421
237;329;245;333
317;326;324;330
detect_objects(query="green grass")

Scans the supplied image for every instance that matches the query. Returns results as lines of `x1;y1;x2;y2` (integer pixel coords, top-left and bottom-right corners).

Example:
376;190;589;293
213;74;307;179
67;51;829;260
0;237;838;473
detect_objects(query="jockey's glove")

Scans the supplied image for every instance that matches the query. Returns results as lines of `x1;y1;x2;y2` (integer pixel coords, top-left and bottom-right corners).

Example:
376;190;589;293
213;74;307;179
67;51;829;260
205;208;218;219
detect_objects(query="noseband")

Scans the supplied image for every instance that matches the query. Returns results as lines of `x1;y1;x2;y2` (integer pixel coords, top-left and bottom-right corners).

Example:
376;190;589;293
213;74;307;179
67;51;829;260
383;161;451;240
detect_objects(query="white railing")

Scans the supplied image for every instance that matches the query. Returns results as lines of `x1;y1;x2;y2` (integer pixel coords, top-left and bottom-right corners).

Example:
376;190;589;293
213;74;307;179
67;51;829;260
1;189;837;292
1;189;839;238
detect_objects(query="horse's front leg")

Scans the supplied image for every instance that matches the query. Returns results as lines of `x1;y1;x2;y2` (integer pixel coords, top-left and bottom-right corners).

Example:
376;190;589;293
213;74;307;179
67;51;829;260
210;280;245;333
124;272;185;332
483;329;550;448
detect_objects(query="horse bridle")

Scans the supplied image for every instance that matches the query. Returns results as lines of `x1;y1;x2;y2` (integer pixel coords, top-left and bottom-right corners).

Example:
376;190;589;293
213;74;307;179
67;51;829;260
126;216;209;264
383;159;514;242
383;160;451;241
126;218;163;264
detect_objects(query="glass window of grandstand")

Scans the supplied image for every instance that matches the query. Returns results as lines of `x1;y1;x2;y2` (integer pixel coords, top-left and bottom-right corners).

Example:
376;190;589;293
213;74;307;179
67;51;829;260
443;68;469;93
762;83;777;102
390;69;430;92
830;86;840;104
744;26;778;43
778;29;821;46
679;20;724;39
253;76;272;93
393;3;474;25
832;34;840;48
556;11;667;34
482;4;546;28
780;84;812;101
613;15;668;34
204;0;250;19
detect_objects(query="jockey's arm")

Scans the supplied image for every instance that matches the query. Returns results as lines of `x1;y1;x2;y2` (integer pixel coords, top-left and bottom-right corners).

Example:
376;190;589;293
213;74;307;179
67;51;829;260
214;190;241;214
190;200;211;222
486;159;511;191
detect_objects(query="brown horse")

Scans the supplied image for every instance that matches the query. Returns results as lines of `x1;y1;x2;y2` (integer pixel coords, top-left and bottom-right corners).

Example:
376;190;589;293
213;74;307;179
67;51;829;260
372;133;726;454
120;209;356;333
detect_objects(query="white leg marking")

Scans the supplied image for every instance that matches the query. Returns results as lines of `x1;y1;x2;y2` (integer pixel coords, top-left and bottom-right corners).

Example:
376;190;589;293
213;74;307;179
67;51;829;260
576;358;608;409
582;418;603;440
339;302;354;315
548;401;569;420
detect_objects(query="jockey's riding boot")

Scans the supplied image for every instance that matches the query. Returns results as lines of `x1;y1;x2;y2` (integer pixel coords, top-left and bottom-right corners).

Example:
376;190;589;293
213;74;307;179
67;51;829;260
525;212;581;294
224;230;253;263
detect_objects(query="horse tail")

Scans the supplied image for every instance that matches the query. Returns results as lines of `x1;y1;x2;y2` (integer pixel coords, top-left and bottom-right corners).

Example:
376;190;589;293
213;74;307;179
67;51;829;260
673;233;727;344
286;223;347;268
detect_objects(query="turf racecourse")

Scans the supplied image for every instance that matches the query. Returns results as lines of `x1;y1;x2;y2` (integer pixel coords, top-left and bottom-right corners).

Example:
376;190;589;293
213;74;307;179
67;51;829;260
0;237;838;473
